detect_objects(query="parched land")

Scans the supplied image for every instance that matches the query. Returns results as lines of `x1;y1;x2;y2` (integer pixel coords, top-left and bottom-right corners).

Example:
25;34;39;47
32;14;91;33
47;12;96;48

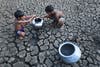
0;0;100;67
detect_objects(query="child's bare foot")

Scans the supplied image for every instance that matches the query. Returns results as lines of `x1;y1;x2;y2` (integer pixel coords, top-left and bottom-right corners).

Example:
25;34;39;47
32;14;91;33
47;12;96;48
19;36;24;40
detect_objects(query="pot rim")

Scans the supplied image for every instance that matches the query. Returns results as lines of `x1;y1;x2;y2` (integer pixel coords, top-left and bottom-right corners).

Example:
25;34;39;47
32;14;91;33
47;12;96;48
59;42;77;57
32;18;43;25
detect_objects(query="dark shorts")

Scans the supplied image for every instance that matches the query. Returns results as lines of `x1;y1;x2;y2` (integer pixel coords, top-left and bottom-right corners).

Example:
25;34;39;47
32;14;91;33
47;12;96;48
16;29;24;36
51;16;65;24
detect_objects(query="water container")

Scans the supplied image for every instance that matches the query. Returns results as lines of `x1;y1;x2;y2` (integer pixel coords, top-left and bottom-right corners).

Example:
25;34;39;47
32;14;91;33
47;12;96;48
58;42;81;63
32;18;43;28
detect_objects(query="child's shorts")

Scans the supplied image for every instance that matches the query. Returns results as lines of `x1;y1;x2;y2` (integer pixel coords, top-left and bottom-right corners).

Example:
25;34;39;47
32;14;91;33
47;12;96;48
52;16;65;24
16;30;24;37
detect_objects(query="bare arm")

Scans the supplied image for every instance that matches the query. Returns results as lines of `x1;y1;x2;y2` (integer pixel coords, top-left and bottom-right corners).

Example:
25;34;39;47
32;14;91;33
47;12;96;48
28;15;37;23
25;15;36;19
18;15;36;23
25;16;32;19
41;15;50;18
17;20;30;23
55;11;64;21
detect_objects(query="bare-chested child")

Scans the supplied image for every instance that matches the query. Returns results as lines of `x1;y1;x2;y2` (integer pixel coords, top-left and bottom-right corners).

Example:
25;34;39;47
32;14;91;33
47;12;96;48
42;5;65;28
14;10;36;39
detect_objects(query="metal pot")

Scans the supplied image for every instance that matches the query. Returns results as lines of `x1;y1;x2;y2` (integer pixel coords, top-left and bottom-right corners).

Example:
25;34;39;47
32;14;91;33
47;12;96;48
59;42;81;63
32;18;43;28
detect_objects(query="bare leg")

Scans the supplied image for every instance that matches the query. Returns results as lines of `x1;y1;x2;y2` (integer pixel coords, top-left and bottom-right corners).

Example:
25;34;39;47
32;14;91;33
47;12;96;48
57;18;65;28
19;32;25;40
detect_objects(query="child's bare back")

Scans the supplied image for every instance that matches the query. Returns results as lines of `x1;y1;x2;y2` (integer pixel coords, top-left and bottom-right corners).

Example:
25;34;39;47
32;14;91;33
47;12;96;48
43;5;65;28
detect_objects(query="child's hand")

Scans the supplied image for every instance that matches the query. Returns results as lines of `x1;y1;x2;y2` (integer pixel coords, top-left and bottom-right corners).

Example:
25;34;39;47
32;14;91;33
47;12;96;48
32;15;37;18
31;15;37;20
40;16;46;18
29;15;37;23
40;16;44;18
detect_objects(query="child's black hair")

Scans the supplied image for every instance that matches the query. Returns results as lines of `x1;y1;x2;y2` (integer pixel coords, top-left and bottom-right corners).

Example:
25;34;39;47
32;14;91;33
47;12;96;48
14;10;24;19
45;5;54;13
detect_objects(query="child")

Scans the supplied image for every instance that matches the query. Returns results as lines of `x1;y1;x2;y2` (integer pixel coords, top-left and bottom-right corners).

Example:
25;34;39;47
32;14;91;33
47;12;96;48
42;5;65;28
14;10;36;39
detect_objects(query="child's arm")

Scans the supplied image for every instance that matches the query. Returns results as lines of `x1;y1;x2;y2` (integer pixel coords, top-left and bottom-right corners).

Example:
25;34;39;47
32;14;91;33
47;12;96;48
17;20;30;23
18;15;36;24
28;15;37;23
55;11;64;21
25;15;36;19
41;15;50;18
25;16;32;19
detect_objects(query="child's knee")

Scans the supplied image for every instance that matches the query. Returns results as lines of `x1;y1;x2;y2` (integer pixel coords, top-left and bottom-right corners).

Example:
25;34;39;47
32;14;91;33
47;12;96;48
59;18;65;23
20;32;25;37
58;19;64;25
57;22;63;28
